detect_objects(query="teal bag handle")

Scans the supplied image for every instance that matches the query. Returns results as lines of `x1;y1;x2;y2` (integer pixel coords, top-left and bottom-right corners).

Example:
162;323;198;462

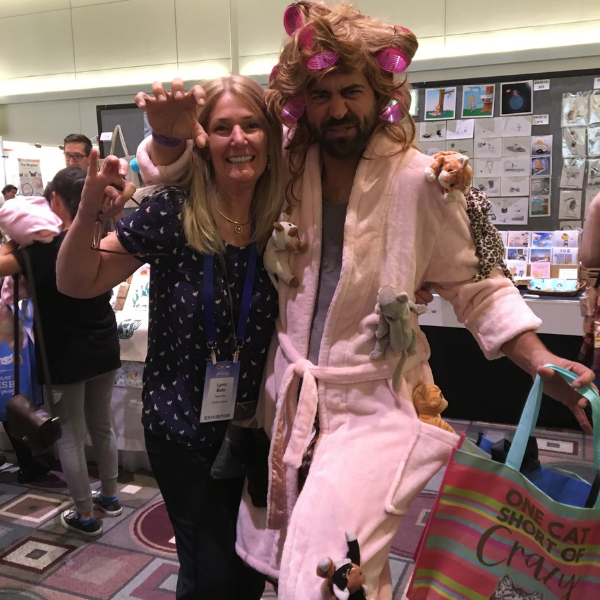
506;364;600;509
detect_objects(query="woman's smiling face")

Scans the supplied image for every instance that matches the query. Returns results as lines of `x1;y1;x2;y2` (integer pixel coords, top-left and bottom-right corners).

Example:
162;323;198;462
207;92;269;190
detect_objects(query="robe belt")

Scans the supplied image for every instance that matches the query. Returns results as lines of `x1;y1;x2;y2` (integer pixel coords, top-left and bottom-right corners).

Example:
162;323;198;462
275;325;423;470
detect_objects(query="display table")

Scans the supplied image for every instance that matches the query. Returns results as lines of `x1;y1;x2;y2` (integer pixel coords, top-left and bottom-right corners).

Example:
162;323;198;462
421;293;587;430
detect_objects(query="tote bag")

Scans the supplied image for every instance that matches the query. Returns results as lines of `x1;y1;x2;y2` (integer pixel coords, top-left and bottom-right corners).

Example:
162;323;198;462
408;365;600;600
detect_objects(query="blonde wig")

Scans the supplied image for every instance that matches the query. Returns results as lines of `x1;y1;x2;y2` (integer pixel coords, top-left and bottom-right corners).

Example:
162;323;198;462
268;1;419;200
181;76;283;255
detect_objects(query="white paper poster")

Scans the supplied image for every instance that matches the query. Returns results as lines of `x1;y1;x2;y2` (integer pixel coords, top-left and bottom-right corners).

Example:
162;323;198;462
474;138;502;159
502;116;533;137
502;137;529;157
446;119;475;139
17;158;44;196
501;176;530;197
474;159;503;178
445;139;474;157
474;117;503;139
488;197;529;225
419;121;447;141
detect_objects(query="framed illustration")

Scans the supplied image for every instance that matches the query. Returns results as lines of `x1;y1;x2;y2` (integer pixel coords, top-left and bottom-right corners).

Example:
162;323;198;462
446;139;474;157
559;190;583;220
424;87;457;120
531;135;552;156
531;157;552;177
502;137;529;157
500;81;533;116
529;196;551;218
462;85;495;118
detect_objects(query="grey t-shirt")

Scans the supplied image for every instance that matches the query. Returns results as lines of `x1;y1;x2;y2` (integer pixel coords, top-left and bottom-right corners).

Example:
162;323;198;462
307;201;348;365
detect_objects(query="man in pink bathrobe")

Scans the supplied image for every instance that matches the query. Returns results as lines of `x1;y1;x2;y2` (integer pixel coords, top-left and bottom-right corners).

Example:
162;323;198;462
134;4;594;598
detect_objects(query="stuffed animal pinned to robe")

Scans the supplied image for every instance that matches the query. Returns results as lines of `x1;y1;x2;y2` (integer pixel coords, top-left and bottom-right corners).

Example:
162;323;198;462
263;205;308;289
317;531;367;600
424;151;472;204
370;286;428;388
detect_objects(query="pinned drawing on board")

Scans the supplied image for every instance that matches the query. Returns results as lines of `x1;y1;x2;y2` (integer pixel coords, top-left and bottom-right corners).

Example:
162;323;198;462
529;196;551;218
462;84;495;118
500;81;533;116
424;87;456;120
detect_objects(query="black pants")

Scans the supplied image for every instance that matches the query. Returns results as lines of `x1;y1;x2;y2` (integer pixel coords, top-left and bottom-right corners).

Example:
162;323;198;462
144;430;265;600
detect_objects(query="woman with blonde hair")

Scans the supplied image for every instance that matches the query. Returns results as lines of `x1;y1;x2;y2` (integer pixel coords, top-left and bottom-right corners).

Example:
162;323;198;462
56;75;282;600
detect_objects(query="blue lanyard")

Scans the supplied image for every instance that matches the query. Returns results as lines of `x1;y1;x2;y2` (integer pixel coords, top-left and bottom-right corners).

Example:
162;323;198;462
203;243;257;363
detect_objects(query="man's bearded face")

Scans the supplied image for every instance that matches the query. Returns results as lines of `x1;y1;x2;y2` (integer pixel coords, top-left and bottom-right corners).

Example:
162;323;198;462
305;70;378;159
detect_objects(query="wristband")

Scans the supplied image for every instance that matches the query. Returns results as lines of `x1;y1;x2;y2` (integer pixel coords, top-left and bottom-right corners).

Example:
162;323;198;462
151;132;184;147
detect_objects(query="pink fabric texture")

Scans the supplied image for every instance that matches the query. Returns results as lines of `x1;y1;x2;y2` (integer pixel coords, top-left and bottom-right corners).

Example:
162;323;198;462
0;196;62;306
136;136;194;186
137;134;542;599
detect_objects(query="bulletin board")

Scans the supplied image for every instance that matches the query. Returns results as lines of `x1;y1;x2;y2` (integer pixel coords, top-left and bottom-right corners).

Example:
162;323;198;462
411;68;600;232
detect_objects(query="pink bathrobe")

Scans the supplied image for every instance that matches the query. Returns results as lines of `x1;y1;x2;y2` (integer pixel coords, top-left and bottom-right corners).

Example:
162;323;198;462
137;134;542;599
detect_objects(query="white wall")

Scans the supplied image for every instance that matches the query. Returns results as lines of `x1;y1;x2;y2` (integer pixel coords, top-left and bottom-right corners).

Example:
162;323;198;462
1;0;600;145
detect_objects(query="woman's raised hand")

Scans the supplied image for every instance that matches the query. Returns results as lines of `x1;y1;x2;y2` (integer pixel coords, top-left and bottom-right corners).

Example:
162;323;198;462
80;150;136;221
135;78;208;148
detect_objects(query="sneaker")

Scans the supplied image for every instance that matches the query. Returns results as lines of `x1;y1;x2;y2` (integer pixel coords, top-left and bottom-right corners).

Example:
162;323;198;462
91;491;122;517
60;510;102;538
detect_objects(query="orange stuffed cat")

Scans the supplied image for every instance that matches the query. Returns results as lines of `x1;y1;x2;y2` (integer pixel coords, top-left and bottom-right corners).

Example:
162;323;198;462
424;151;472;204
412;383;455;433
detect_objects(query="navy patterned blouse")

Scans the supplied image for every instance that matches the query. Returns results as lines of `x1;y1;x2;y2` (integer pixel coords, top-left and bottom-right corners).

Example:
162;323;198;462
116;186;278;449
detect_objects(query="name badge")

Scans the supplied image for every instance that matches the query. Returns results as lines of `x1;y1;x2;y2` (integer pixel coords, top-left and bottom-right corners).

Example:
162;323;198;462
200;361;240;423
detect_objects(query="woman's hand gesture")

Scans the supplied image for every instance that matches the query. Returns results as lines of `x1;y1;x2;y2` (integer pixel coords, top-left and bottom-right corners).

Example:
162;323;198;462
135;78;208;148
80;150;136;222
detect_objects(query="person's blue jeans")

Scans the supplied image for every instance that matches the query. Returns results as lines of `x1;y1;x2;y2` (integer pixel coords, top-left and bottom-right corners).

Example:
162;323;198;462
144;429;265;600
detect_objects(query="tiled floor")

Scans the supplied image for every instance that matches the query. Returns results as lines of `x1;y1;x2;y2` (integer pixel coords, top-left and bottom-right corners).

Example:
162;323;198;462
0;417;593;599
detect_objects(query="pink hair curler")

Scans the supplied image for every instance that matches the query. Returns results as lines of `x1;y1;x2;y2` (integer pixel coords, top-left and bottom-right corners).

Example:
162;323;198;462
376;47;409;73
282;96;305;124
306;49;339;70
299;23;339;70
269;65;279;86
283;4;304;35
379;100;403;122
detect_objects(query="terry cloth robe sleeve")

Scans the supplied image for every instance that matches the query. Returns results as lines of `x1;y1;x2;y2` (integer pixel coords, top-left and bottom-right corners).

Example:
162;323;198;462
423;196;541;360
136;136;194;186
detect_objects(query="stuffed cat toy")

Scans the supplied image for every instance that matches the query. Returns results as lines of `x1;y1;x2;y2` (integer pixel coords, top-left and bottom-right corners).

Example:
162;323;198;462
263;206;308;289
488;575;544;600
412;383;455;433
317;531;367;600
370;286;427;389
425;151;473;204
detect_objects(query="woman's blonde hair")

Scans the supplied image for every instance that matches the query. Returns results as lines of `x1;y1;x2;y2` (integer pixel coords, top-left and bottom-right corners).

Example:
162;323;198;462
181;75;283;255
268;1;418;201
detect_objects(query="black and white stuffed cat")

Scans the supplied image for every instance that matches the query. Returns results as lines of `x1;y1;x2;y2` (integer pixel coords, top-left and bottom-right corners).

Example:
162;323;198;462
488;575;544;600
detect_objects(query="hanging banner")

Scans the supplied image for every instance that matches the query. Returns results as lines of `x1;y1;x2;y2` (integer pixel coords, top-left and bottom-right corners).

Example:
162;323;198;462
17;158;44;196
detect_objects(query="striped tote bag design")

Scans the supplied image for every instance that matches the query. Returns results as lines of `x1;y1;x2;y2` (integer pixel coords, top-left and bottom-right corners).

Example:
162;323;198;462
408;365;600;600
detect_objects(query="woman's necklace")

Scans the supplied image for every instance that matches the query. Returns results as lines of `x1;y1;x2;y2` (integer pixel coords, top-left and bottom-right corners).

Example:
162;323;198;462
218;209;251;234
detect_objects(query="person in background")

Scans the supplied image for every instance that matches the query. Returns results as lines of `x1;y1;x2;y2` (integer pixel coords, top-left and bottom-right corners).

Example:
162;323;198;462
0;167;121;538
63;134;92;171
581;191;600;267
56;75;282;599
1;185;18;211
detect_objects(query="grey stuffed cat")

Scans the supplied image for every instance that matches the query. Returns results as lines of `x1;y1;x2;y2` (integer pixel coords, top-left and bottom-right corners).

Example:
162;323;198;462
489;575;544;600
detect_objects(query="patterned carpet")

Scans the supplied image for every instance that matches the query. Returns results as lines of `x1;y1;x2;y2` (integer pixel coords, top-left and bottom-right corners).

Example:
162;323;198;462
0;418;593;599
